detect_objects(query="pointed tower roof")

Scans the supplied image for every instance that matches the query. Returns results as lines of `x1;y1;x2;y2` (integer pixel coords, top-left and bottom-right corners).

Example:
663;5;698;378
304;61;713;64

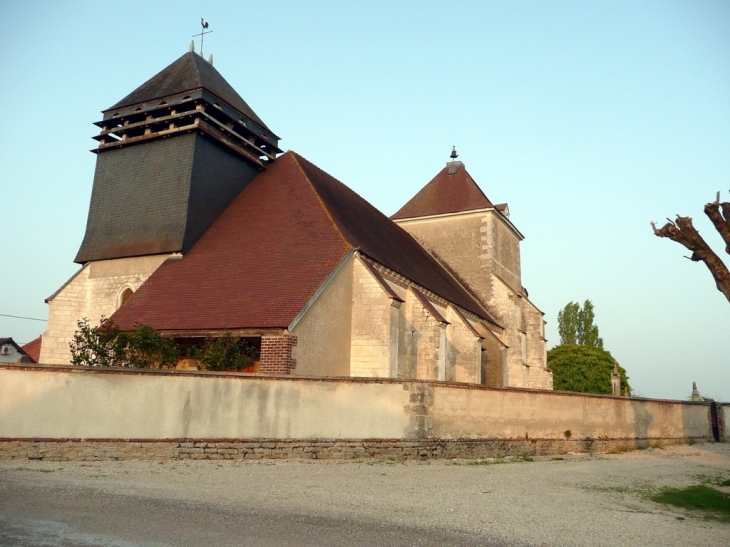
107;52;269;129
110;152;496;332
391;160;494;220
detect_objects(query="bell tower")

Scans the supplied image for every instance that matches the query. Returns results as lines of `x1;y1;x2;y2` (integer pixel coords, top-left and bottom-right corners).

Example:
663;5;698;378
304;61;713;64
40;51;281;365
75;51;281;263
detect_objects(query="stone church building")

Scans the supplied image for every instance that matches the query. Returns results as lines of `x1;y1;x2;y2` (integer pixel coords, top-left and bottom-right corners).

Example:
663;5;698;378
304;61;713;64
39;51;552;390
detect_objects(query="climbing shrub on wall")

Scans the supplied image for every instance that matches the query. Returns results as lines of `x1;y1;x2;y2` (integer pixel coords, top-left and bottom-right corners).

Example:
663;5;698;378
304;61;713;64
69;317;178;369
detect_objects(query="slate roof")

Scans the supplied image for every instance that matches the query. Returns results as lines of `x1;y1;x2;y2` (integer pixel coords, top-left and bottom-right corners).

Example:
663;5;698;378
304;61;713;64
107;52;269;129
391;161;494;220
111;152;495;331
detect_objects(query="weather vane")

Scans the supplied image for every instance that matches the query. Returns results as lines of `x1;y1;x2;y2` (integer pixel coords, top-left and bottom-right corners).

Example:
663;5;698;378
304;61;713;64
193;19;213;57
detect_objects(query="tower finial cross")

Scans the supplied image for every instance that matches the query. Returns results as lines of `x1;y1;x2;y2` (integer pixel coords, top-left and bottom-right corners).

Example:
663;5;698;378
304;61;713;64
193;19;213;58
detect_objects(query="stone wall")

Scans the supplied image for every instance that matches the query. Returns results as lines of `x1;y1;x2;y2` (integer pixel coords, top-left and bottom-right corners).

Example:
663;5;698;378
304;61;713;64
445;306;481;383
0;365;716;462
394;210;550;390
401;289;443;380
0;437;692;462
40;255;171;365
290;255;353;377
349;258;393;377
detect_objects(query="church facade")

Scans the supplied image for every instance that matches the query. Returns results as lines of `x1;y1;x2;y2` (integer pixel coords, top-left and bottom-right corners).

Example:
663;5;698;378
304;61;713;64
39;51;552;390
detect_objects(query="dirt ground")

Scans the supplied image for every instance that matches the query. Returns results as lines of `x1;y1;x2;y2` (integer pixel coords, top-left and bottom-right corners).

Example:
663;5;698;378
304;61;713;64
1;443;729;546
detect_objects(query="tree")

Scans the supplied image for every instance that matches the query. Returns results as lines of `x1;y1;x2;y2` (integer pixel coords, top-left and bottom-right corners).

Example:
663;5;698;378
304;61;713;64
188;333;258;371
652;192;730;303
69;317;178;369
547;345;630;395
557;300;603;348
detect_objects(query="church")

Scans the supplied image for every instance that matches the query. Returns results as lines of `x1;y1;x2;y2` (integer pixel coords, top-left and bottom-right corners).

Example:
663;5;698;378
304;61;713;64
38;50;552;389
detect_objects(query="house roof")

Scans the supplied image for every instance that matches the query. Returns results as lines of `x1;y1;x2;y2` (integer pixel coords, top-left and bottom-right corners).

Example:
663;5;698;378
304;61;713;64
20;335;41;363
111;151;495;332
391;161;494;220
107;52;269;130
0;337;34;362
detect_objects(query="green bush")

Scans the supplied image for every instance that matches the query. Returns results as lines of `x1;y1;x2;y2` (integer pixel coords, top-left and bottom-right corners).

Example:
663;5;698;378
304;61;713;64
188;333;257;371
69;317;178;369
547;344;630;395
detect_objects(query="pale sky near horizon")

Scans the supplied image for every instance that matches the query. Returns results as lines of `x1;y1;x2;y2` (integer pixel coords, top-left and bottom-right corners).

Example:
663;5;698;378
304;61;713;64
1;1;728;400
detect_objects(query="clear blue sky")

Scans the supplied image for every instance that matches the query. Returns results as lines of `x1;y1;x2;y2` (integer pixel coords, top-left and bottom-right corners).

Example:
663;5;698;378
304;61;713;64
1;1;728;400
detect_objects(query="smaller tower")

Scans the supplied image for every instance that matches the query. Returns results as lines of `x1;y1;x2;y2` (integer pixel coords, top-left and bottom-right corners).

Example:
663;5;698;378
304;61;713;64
392;151;551;389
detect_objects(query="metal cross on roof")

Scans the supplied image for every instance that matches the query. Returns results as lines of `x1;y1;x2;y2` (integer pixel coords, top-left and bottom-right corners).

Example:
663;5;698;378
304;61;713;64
193;19;213;58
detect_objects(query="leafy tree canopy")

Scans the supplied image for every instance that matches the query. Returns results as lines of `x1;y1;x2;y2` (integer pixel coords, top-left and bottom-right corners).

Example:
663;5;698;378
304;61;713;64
557;299;603;348
547;345;630;395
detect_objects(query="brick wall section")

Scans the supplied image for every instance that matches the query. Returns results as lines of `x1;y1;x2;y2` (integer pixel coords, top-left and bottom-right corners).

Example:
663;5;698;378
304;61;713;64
259;335;297;374
0;437;694;462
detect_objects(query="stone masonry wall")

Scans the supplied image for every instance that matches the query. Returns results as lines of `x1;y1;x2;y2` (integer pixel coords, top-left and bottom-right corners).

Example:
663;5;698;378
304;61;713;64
40;255;170;365
0;437;693;462
523;298;552;390
490;275;529;387
401;289;441;380
445;307;481;384
350;259;392;377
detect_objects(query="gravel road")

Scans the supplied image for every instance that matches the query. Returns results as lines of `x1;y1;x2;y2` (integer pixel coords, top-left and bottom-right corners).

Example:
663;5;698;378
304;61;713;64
1;443;729;546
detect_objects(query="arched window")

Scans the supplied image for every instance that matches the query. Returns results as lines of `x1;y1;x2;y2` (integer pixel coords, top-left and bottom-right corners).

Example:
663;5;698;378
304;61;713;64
119;288;134;308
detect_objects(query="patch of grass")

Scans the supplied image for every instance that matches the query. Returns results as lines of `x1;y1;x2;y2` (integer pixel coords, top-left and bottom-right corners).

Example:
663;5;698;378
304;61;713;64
720;479;730;487
466;459;507;466
650;485;730;522
12;467;59;473
517;454;534;462
550;457;565;461
686;439;696;446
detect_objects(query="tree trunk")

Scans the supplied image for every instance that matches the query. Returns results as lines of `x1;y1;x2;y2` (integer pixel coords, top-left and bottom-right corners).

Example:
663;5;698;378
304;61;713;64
652;195;730;304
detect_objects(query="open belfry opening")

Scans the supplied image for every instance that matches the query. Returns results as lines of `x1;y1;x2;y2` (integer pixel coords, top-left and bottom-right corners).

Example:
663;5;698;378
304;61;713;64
40;48;551;389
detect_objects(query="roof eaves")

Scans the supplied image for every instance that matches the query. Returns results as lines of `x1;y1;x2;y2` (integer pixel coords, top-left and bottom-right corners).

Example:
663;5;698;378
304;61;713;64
358;255;404;302
409;286;448;324
46;264;88;303
448;305;484;339
288;248;355;331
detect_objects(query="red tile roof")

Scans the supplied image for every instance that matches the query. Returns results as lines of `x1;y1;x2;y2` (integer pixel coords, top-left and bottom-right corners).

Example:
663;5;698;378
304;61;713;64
391;162;494;220
111;152;494;332
20;336;41;363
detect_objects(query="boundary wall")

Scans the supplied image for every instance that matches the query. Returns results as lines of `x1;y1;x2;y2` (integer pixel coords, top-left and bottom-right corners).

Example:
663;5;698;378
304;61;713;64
0;365;722;461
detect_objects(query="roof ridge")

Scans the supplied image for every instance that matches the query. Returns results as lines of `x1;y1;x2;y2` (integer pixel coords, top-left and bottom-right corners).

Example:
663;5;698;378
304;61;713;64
287;151;352;250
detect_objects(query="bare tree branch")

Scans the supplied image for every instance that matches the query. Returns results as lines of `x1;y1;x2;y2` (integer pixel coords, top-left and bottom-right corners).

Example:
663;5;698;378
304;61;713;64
703;195;730;255
653;195;730;304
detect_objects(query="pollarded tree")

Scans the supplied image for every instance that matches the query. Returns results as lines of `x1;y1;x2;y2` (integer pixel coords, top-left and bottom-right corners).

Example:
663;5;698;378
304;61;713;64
547;345;630;395
652;192;730;303
557;300;603;348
